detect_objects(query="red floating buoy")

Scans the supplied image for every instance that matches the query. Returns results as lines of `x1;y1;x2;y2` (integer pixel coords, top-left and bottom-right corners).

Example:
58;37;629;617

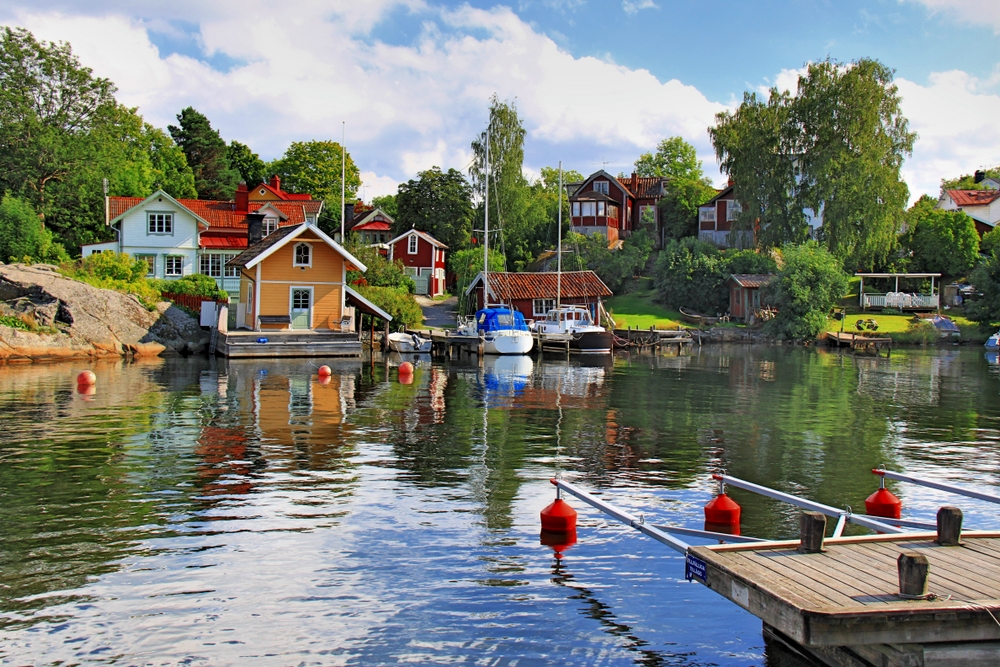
398;361;414;375
540;528;577;558
705;521;741;536
540;497;577;532
77;370;96;385
704;492;741;525
865;470;902;518
77;383;96;396
317;365;332;377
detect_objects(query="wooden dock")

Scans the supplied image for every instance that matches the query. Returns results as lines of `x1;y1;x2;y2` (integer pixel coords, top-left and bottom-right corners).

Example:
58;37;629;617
687;531;1000;666
826;331;892;355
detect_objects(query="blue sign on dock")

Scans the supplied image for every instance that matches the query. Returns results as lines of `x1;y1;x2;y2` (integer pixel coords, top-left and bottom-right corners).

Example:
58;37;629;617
256;337;269;344
685;554;707;583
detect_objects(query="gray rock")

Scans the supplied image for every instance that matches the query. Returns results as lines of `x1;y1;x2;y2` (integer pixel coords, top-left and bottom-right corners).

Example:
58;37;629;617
0;263;209;362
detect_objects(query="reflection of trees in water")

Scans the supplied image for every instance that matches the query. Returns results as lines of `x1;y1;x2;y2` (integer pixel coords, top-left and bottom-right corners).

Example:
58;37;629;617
548;558;715;667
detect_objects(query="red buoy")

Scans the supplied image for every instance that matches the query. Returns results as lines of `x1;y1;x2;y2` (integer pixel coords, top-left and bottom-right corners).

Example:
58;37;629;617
865;487;902;519
317;365;332;377
77;370;96;385
399;373;414;385
705;521;741;536
540;528;577;558
704;493;741;525
866;469;902;519
540;498;577;532
399;361;414;375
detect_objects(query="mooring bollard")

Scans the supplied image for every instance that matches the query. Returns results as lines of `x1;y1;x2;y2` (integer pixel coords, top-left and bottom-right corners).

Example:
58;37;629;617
898;552;929;597
798;511;827;553
936;506;963;546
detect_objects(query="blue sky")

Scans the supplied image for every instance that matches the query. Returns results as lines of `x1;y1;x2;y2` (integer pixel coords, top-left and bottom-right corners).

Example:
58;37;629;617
1;0;998;201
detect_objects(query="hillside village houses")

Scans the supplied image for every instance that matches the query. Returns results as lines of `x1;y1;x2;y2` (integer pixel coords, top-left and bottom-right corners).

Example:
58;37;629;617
569;171;669;245
345;205;395;246
936;170;1000;236
387;228;448;297
81;177;322;300
697;180;823;249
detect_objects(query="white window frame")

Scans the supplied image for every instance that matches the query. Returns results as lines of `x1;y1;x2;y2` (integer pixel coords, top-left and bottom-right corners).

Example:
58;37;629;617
727;200;742;221
581;202;596;217
164;255;184;277
593;181;609;195
408;234;419;254
533;298;555;317
224;255;240;278
200;253;224;278
293;242;312;268
135;254;156;277
572;202;580;217
147;212;173;235
263;218;279;237
597;201;606;216
699;207;716;222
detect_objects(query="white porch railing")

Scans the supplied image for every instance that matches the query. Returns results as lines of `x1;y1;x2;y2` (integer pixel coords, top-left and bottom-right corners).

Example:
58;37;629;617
862;293;939;310
216;277;241;294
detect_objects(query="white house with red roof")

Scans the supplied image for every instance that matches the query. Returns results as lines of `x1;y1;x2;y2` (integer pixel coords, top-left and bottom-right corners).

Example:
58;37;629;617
387;228;448;297
81;179;322;299
937;179;1000;237
347;207;395;246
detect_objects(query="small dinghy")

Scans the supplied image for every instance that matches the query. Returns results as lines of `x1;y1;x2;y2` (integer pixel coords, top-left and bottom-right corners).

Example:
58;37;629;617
387;332;432;353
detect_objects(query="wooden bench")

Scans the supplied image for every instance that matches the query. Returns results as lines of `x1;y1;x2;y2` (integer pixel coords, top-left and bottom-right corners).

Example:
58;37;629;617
258;315;291;326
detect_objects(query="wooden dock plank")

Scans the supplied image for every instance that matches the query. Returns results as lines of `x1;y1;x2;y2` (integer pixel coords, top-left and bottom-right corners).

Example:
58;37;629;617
728;549;877;607
858;542;1000;600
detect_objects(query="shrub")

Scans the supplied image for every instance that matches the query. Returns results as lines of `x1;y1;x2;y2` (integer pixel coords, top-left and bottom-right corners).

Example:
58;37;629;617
61;252;161;309
967;252;1000;328
902;201;979;277
0;314;31;330
354;285;423;329
0;195;68;264
153;273;226;299
345;242;416;293
763;242;848;339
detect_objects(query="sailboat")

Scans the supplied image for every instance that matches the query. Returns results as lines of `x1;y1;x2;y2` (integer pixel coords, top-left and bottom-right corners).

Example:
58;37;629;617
530;162;614;355
453;125;534;355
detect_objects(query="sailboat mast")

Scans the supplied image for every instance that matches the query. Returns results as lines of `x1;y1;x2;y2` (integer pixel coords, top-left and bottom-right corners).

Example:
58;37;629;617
483;126;490;309
557;161;562;310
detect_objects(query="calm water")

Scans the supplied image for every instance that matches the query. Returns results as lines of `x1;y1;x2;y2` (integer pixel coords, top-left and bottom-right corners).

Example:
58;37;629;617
2;347;1000;666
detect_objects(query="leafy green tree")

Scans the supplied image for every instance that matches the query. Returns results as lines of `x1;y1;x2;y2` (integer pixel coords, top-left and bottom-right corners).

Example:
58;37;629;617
652;237;730;313
981;226;1000;258
711;58;916;270
371;194;398;217
0;195;66;262
657;177;718;242
538;166;584;192
968;253;1000;328
902;195;979;277
270;140;360;235
145;125;196;198
168;107;240;200
763;241;848;339
395;167;474;250
354;285;423;329
634;136;703;180
450;246;505;314
563;229;654;294
228;140;267;187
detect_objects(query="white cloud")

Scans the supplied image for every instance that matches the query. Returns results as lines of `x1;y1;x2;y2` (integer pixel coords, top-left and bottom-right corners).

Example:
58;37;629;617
903;0;1000;35
359;171;401;203
0;1;725;190
897;69;1000;199
622;0;657;15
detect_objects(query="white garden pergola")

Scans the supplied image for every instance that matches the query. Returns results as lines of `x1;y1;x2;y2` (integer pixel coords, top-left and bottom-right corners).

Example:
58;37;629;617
855;273;942;312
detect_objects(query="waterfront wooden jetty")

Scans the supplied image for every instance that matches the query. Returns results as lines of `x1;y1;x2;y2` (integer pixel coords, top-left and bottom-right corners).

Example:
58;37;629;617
827;331;892;355
689;531;1000;665
216;330;362;358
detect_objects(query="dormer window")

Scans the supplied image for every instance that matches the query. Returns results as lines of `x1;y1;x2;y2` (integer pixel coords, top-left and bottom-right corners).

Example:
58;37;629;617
408;234;418;254
293;242;311;267
263;218;278;236
593;181;609;195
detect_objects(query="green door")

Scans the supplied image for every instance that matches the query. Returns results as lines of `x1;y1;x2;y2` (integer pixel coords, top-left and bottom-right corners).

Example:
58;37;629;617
290;288;312;329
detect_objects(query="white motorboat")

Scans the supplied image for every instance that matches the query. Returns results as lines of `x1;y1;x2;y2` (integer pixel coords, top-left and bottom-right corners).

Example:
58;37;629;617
986;330;1000;351
531;305;614;354
387;331;432;353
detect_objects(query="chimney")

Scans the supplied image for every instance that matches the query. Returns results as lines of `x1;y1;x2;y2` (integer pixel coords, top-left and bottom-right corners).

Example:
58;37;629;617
270;174;281;191
235;181;248;213
246;212;265;247
344;202;356;231
975;170;986;184
728;178;735;187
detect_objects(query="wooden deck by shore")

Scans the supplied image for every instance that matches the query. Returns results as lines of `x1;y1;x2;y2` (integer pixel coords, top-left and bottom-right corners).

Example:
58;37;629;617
688;531;1000;666
826;331;892;355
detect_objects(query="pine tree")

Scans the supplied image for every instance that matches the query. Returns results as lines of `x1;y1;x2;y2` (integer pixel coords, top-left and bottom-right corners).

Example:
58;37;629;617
167;107;240;200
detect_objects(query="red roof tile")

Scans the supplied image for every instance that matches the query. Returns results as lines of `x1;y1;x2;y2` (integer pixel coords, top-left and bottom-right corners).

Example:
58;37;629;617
353;220;392;231
108;195;321;230
617;174;668;199
947;189;1000;207
482;271;612;300
200;232;248;249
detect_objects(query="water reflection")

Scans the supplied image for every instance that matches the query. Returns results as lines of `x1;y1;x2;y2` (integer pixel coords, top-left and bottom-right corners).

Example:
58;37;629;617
1;348;999;665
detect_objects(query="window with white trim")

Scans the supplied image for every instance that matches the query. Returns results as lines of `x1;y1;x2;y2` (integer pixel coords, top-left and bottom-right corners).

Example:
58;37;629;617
408;235;418;254
581;202;596;216
597;201;606;216
572;202;580;217
148;212;173;234
135;254;156;276
533;298;555;317
200;253;223;277
593;181;609;194
727;200;742;221
699;207;716;222
164;255;184;276
263;218;278;237
293;242;311;267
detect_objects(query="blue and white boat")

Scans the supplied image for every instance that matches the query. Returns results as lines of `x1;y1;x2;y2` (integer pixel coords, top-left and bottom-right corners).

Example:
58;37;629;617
456;306;534;355
986;330;1000;350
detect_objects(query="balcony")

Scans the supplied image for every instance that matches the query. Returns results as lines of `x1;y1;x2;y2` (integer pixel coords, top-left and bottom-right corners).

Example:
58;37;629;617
861;293;939;310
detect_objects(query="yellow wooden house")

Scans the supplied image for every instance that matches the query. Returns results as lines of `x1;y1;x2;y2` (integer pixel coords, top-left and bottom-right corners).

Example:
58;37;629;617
227;218;386;332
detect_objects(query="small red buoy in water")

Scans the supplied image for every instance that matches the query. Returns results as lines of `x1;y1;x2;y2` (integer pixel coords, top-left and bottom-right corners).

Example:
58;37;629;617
705;521;741;536
399;361;414;375
866;469;902;518
77;370;96;385
318;365;332;377
77;383;96;396
540;481;577;532
705;475;741;527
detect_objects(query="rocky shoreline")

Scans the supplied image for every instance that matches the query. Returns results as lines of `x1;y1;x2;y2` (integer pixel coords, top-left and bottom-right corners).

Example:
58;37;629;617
0;263;208;363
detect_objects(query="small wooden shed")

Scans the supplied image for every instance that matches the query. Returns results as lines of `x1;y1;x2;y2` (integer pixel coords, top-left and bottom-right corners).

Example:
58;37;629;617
728;274;775;322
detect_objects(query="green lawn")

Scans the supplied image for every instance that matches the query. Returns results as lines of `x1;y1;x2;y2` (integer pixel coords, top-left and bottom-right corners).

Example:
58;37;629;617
605;278;687;329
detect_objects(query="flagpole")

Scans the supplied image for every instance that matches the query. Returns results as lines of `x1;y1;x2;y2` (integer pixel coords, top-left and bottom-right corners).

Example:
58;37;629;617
340;121;346;242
